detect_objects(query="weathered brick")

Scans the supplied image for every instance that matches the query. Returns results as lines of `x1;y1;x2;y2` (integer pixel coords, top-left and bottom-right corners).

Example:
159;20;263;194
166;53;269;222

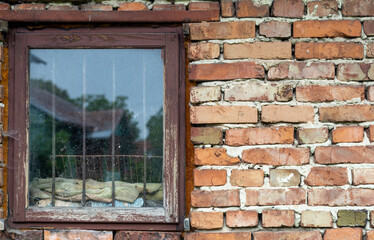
259;21;291;38
342;0;374;16
224;82;293;102
48;5;79;10
368;87;374;101
80;4;112;11
261;105;314;123
243;148;309;166
296;85;364;102
300;211;333;227
118;2;148;11
0;168;4;187
324;228;363;240
191;106;258;124
4;230;43;240
268;62;335;80
226;210;258;227
194;148;240;166
307;0;338;17
224;42;292;59
370;125;374;142
185;232;251;240
294;20;361;38
319;105;374;122
337;63;374;81
0;21;7;33
236;0;269;17
115;232;180;240
297;127;328;144
337;210;367;227
191;127;223;145
272;0;304;17
45;230;112;240
14;3;45;10
190;86;221;103
230;169;264;187
152;4;185;11
191;190;240;208
367;43;374;58
190;212;223;230
308;188;374;206
194;169;226;186
262;209;294;227
352;168;374;185
0;3;10;10
253;231;322;240
315;146;374;164
332;126;364;143
221;0;235;17
189;21;255;40
191;190;213;207
225;127;294;146
188;42;220;61
246;188;306;205
269;169;300;187
305;167;348;186
189;62;265;81
188;2;220;11
295;42;364;60
364;20;374;36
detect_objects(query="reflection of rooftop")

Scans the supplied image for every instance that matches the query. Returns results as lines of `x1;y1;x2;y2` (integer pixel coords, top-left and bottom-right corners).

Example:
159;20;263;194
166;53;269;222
30;87;125;139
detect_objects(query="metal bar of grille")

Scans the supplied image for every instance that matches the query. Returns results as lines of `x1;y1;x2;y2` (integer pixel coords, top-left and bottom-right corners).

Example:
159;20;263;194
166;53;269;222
51;54;56;207
82;56;87;206
111;58;116;207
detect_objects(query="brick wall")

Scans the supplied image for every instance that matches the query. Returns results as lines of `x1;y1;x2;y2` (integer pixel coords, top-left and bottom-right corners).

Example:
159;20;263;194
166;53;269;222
1;0;374;239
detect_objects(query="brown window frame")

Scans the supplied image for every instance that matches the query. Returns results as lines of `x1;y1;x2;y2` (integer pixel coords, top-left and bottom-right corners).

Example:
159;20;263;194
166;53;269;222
8;26;185;230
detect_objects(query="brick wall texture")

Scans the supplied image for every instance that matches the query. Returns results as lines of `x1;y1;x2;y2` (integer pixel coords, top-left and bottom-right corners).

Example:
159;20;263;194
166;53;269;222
2;0;374;239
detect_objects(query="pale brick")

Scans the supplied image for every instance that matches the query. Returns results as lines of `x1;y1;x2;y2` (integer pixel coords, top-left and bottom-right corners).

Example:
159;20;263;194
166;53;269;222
368;86;374;101
191;106;258;124
307;0;338;17
261;105;314;123
226;210;258;227
191;127;223;145
308;188;374;206
297;128;328;144
262;209;294;227
190;86;221;103
14;3;45;10
268;62;335;80
259;21;291;38
305;167;348;186
342;0;374;16
45;230;112;240
224;42;291;60
295;42;364;60
352;168;374;185
337;63;374;81
194;148;240;166
185;232;251;240
300;211;333;227
296;85;364;102
246;188;306;206
230;169;264;187
80;4;112;11
48;5;79;10
332;126;364;143
189;21;255;40
315;146;374;164
191;190;240;208
367;43;374;58
188;42;220;61
243;148;309;166
190;212;223;230
269;169;300;187
324;228;362;240
193;169;226;186
253;231;321;240
364;20;374;36
152;4;185;11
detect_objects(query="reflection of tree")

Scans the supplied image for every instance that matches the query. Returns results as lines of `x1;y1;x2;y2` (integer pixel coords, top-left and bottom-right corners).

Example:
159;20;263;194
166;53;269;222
146;108;163;157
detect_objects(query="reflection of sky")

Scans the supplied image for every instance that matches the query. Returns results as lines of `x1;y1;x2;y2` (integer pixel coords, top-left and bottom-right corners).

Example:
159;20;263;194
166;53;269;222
30;49;164;140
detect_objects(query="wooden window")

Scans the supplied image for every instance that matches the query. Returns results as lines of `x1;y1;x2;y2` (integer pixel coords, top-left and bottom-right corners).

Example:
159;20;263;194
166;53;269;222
8;26;185;230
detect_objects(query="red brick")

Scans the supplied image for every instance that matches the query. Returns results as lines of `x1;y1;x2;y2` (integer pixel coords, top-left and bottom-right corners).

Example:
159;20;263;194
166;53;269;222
44;230;112;240
14;3;45;10
269;169;300;187
259;21;291;38
152;4;185;11
191;190;240;207
243;148;309;166
48;5;79;10
188;2;220;11
221;0;235;17
261;105;314;123
190;212;223;230
342;0;374;16
315;146;374;164
254;231;321;240
194;148;240;166
188;42;220;61
80;4;112;11
324;228;362;240
194;169;226;186
297;127;328;144
268;62;335;80
307;0;338;17
367;231;374;240
224;42;292;59
236;0;269;17
191;127;223;145
262;209;294;227
224;82;293;102
301;211;333;227
367;43;374;58
295;42;364;60
189;62;265;81
305;167;348;186
190;86;221;103
185;232;251;240
0;3;9;10
246;188;306;206
191;106;258;124
230;169;264;187
226;210;258;228
296;85;364;102
272;0;304;17
364;20;374;36
189;21;255;40
319;105;374;122
225;127;294;146
118;2;148;11
369;125;374;141
308;188;374;206
337;63;374;81
294;20;361;38
352;168;374;185
332;126;364;143
114;232;180;240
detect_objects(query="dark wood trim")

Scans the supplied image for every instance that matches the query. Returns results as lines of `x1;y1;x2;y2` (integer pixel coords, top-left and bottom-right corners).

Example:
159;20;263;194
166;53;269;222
0;10;219;23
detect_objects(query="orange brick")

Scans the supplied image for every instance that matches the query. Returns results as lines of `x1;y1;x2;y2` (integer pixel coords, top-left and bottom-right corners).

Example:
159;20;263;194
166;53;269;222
193;169;226;186
295;42;364;59
185;232;251;240
190;212;223;230
305;167;348;186
14;3;45;10
118;2;148;11
246;188;306;206
236;0;269;17
315;146;374;164
320;105;374;122
189;21;255;40
271;0;304;17
261;105;314;123
230;169;264;187
369;125;374;142
262;209;294;227
221;0;235;17
243;148;309;166
224;42;292;59
324;228;362;240
332;126;364;143
226;210;258;227
191;106;258;124
253;231;321;240
296;85;364;102
367;231;374;240
293;20;361;38
188;42;220;61
188;2;220;11
194;148;240;166
0;3;10;10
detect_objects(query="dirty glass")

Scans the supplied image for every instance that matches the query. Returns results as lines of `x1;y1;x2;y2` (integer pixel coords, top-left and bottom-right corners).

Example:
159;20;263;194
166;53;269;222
28;49;164;208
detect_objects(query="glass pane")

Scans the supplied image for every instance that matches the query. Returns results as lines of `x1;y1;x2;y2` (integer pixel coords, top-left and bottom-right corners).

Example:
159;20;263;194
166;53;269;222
28;49;164;208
